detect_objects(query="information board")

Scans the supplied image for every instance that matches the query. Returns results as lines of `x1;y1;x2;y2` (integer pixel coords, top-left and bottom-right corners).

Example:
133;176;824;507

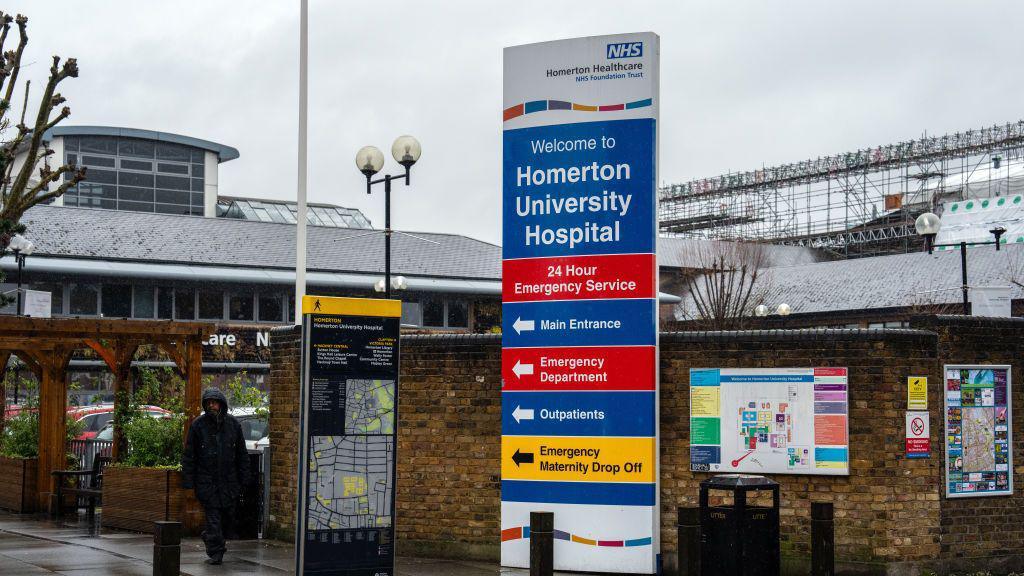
296;296;401;576
689;368;850;476
943;365;1013;498
501;32;659;574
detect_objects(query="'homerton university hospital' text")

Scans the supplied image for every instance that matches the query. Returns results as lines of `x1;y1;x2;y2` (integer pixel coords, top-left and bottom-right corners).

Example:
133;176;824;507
514;160;634;250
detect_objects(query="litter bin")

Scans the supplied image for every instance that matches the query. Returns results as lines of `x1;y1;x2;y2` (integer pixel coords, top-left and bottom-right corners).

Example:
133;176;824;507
699;474;779;576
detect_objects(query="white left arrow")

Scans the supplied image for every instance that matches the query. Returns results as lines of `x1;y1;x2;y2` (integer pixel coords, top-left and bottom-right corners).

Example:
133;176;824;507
513;317;535;335
512;405;535;423
512;360;534;378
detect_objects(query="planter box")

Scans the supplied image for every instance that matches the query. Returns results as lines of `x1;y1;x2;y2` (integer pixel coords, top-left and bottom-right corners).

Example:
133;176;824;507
101;466;203;535
0;456;38;513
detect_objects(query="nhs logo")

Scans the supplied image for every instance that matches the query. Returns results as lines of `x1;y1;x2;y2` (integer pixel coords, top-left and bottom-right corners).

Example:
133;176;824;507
606;42;642;59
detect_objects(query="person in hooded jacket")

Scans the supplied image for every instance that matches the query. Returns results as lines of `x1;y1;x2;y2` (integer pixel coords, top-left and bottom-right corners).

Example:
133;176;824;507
182;387;251;565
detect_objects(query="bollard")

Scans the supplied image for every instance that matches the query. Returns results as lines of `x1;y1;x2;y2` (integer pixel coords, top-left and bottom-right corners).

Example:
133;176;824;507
677;506;700;576
152;521;182;576
811;502;834;576
530;511;554;576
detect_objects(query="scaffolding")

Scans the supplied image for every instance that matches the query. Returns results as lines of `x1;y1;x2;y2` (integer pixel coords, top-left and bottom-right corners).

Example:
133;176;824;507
659;120;1024;258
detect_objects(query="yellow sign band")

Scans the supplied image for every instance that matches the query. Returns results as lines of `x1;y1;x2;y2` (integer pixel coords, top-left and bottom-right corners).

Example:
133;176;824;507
302;295;402;317
501;436;655;483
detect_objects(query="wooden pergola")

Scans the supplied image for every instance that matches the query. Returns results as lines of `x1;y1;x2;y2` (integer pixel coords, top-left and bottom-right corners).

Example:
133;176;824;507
0;317;212;511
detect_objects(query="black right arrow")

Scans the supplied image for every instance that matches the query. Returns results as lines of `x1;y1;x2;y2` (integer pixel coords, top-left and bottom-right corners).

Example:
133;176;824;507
512;449;535;467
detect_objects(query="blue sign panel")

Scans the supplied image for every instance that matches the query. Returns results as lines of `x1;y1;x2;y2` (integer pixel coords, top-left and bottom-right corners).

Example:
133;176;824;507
501;391;656;437
502;480;655;506
502;119;655;260
502;299;656;348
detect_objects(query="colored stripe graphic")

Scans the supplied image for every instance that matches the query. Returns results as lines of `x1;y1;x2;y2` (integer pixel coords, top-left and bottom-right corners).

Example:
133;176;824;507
503;98;653;121
502;480;655;506
502;527;651;547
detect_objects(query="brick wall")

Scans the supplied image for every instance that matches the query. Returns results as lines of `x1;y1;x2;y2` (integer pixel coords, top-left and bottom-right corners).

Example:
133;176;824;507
910;315;1024;573
267;319;1024;574
266;325;302;540
659;329;942;574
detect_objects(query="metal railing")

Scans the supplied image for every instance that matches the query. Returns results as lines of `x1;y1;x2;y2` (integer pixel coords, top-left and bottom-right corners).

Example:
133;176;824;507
67;439;113;470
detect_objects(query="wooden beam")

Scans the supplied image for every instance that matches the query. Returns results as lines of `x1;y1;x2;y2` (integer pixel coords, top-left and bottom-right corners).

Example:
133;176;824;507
13;349;43;380
183;336;204;443
83;339;117;372
158;339;188;375
36;346;74;513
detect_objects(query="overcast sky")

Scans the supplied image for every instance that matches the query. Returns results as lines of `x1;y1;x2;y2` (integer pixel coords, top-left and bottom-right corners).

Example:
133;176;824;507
5;1;1023;245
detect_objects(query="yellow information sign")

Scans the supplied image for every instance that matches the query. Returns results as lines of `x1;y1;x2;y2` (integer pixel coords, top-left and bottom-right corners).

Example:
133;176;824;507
501;436;655;483
908;376;927;410
301;295;402;317
690;386;720;418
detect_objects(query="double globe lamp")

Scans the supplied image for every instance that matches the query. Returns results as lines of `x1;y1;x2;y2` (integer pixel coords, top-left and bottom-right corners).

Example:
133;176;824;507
354;136;422;299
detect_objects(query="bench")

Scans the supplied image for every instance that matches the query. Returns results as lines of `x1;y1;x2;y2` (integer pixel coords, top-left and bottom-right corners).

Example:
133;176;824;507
52;455;110;518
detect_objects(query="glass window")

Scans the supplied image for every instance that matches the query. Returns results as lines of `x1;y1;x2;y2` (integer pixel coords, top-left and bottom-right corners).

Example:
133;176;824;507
117;200;155;212
175;288;195;320
84;169;117;185
80;136;117;155
447;300;469;328
191;178;204;192
156;190;191;204
78;182;117;200
81;155;116;168
155;203;191;215
64;136;80;151
101;284;132;318
155;142;191;162
258;294;282;322
198;290;223;320
30;283;63;315
67;153;78;166
69;284;99;315
401;301;421;326
133;286;155;318
156;174;190;191
191;149;205;163
229;293;254;321
120;159;153;171
157;288;173;319
119;171;154;187
118;187;154;202
63;194;80;206
157;163;189;175
422;297;444;327
192;163;205;177
118;138;155;158
190;193;204;207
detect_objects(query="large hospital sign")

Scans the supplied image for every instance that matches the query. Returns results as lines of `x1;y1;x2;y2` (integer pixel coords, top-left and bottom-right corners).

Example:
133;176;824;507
500;33;660;574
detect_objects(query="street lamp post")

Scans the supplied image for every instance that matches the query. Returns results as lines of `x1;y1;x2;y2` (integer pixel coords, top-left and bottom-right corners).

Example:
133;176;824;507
915;211;1006;315
355;136;422;299
9;234;34;316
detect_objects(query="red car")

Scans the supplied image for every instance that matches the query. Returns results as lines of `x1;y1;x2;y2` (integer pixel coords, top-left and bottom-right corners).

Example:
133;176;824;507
68;404;171;440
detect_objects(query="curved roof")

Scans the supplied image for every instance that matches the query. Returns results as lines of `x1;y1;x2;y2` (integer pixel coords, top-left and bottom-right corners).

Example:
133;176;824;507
43;125;239;162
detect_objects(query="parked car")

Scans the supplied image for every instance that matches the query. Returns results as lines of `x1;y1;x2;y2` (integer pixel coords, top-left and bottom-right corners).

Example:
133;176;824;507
69;404;171;440
230;407;269;451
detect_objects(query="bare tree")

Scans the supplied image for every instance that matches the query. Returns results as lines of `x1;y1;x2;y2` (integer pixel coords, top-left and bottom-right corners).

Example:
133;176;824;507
0;12;85;238
683;241;772;330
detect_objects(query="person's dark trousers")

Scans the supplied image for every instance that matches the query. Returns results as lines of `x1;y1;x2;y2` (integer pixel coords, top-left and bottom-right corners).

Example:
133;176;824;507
202;506;234;561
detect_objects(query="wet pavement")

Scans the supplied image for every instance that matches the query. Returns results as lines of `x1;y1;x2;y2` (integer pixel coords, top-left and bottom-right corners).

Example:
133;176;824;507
0;511;520;575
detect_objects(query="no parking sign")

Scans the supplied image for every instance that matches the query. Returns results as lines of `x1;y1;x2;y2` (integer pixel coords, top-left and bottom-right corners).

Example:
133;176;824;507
906;411;930;458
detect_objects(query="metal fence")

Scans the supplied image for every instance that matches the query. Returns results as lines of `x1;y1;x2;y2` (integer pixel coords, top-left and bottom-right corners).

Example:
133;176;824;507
67;439;113;470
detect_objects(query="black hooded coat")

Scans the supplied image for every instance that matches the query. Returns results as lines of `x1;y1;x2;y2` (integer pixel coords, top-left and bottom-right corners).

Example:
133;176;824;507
181;388;251;508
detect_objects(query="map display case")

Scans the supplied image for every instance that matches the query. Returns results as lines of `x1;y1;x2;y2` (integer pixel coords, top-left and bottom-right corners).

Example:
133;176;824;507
944;365;1012;498
296;296;401;576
